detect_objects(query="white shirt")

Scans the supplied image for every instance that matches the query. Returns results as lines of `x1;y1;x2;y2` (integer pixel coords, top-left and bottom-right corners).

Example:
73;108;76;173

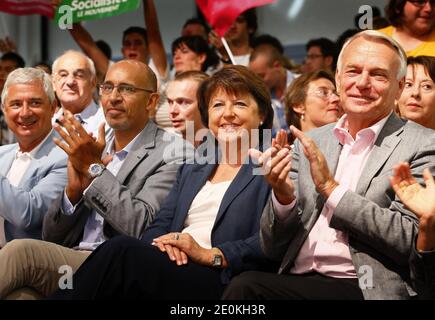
52;100;106;137
182;180;232;249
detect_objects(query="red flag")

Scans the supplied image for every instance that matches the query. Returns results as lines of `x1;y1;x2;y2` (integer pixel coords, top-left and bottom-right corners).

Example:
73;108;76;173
0;0;54;18
196;0;276;37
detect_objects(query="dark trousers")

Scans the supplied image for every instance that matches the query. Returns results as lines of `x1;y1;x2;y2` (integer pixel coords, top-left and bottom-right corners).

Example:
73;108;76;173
223;271;364;300
49;235;224;300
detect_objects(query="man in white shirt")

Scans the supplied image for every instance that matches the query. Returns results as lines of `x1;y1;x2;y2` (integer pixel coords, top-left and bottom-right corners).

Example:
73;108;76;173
51;50;107;137
0;67;67;246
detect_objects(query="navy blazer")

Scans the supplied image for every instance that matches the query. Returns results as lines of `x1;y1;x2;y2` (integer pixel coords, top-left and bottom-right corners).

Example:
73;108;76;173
142;162;277;284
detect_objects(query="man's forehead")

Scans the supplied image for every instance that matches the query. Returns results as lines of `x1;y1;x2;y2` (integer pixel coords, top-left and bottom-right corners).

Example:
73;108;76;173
55;54;91;72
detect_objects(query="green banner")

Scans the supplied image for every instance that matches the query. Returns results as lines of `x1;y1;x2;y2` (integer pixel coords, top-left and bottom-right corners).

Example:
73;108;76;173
55;0;140;24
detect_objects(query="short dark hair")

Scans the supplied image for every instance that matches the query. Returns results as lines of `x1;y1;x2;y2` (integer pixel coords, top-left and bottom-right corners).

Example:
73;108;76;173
306;38;336;58
197;65;273;131
1;52;25;68
96;40;112;60
122;27;148;45
251;34;284;54
285;70;335;131
242;8;258;35
171;36;219;72
385;0;407;27
407;55;435;83
182;18;209;33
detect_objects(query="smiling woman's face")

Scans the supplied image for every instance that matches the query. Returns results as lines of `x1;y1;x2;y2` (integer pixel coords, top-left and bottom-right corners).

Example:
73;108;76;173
207;88;263;144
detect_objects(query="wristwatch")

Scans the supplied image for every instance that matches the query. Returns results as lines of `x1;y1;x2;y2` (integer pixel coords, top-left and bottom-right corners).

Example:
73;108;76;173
211;248;223;268
87;163;105;178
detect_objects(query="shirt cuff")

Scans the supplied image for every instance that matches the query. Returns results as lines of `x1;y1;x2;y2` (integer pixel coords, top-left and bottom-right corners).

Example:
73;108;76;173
324;184;347;220
61;190;81;216
272;191;297;220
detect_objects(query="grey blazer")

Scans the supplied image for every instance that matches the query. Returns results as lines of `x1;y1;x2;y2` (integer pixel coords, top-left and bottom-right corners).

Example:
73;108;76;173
0;130;67;241
261;113;435;300
42;120;193;248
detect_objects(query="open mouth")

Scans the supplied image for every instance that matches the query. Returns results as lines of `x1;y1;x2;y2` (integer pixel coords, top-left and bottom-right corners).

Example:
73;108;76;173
17;120;37;129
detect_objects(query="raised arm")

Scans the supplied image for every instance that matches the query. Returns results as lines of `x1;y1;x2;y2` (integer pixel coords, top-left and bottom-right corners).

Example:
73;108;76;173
68;23;110;77
143;0;168;79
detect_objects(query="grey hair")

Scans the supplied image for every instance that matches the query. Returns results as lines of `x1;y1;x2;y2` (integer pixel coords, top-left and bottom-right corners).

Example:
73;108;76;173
52;50;96;80
1;67;55;109
336;30;407;80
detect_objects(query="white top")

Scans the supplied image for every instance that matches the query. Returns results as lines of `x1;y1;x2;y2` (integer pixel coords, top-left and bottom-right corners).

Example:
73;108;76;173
182;180;232;249
233;53;251;67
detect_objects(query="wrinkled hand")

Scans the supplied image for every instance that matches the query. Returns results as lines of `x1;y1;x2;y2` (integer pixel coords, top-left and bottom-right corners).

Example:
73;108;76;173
391;163;435;251
291;126;338;198
390;163;435;219
53;110;106;176
250;129;295;205
152;233;212;267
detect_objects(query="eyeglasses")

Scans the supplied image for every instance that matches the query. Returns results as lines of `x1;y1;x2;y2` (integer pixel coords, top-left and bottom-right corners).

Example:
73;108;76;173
99;83;155;96
308;87;339;100
306;54;324;60
407;0;435;7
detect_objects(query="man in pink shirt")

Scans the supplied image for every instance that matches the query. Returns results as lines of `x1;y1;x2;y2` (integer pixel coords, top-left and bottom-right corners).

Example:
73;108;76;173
223;30;435;300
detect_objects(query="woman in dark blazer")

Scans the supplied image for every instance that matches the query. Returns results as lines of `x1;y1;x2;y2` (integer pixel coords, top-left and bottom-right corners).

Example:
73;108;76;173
49;65;277;300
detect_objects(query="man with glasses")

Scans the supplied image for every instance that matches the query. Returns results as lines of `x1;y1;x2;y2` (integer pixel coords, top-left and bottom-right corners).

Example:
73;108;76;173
302;38;336;73
51;50;108;138
0;60;192;299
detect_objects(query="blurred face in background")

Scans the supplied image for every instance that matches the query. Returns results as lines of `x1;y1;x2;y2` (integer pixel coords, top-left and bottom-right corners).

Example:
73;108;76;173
122;32;149;63
401;0;435;36
398;63;435;129
173;43;206;74
0;59;19;94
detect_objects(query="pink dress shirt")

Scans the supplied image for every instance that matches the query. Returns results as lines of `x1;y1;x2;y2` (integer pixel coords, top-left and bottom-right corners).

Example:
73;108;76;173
273;113;391;278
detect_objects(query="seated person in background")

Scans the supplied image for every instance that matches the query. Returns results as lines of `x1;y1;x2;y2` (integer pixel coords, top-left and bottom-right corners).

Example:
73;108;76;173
223;30;435;300
49;65;278;300
167;71;209;147
398;55;435;130
390;162;435;299
285;70;341;143
379;0;435;57
249;45;297;136
181;18;209;39
301;38;336;73
51;51;108;138
0;60;191;299
0;68;67;246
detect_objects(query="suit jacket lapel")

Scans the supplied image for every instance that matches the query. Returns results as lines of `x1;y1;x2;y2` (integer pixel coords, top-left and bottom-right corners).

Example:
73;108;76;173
172;164;216;228
18;130;56;186
115;121;157;184
213;162;256;228
0;146;17;176
355;113;404;195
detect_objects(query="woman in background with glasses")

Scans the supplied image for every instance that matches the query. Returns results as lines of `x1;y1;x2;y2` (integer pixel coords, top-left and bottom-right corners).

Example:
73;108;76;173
379;0;435;57
285;70;341;144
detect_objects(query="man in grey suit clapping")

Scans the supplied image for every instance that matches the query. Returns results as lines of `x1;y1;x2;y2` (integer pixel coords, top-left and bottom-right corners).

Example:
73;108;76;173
224;30;435;300
0;60;192;299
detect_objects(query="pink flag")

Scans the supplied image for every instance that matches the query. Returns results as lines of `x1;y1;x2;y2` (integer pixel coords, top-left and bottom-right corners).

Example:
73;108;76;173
196;0;276;37
0;0;54;18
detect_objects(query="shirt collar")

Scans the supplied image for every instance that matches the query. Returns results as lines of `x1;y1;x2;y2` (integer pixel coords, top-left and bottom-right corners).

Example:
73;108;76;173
54;100;98;125
333;112;392;146
16;129;53;159
106;127;145;159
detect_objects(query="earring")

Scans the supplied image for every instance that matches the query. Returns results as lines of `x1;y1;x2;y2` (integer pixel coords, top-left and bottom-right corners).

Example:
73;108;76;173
301;114;305;121
260;121;263;126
